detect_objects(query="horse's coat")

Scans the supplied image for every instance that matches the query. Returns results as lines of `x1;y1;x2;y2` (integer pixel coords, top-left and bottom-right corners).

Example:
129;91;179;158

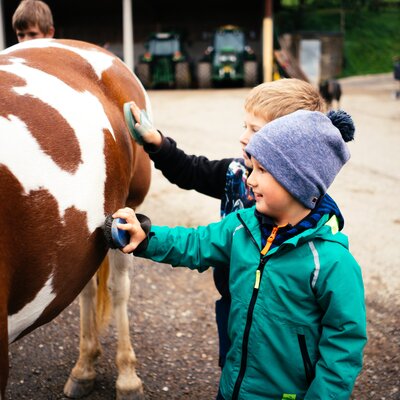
7;276;55;343
0;39;151;399
0;57;111;232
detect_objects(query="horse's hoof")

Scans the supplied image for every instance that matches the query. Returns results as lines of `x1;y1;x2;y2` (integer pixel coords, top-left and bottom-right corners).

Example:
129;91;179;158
116;385;145;400
63;374;95;398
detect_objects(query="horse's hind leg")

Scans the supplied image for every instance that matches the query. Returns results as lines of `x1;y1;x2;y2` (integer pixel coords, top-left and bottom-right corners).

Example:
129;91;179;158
64;275;102;398
109;250;144;400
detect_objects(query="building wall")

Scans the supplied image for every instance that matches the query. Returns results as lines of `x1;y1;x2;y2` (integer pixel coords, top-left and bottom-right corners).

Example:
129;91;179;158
282;31;344;81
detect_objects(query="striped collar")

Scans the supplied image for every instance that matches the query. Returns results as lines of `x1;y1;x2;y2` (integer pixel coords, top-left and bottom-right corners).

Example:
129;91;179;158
255;194;344;250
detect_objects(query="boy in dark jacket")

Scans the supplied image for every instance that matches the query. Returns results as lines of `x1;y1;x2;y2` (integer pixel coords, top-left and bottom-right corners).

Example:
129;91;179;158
128;78;337;369
112;109;367;400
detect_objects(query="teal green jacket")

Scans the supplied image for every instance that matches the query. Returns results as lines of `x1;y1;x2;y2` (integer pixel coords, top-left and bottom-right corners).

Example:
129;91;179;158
138;207;367;400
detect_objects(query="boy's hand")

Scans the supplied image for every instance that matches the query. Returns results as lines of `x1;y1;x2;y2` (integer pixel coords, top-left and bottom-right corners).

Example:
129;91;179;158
129;101;162;147
112;207;147;253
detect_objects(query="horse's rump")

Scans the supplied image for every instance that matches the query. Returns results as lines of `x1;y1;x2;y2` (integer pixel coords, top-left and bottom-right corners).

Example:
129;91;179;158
0;38;150;343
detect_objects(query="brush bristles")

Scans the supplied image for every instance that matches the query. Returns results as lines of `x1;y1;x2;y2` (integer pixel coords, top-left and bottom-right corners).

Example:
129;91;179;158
103;215;118;249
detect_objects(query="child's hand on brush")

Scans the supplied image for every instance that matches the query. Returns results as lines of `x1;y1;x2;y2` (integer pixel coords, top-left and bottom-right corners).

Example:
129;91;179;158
112;207;147;253
129;101;162;147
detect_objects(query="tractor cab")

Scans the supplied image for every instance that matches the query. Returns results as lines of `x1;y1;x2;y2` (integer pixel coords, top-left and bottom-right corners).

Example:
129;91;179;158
147;33;181;57
136;32;191;89
197;25;258;88
213;27;246;74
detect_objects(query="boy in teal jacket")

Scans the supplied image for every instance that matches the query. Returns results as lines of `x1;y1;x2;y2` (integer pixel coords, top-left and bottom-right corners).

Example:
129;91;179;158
112;110;367;399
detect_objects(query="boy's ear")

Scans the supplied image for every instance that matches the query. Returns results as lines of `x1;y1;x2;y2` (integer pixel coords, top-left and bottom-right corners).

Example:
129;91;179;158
46;26;55;38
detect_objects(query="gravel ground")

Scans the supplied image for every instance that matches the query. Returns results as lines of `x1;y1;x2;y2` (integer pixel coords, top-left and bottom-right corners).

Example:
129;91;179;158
6;73;400;399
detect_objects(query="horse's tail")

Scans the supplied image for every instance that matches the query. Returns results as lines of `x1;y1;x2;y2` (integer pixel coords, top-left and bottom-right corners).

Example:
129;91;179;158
96;256;112;332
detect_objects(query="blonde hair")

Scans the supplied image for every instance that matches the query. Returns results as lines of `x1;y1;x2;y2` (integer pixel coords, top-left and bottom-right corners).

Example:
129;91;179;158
244;78;326;121
12;0;54;34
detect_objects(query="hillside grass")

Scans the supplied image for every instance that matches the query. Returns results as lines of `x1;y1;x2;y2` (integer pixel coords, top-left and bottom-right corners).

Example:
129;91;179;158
342;11;400;76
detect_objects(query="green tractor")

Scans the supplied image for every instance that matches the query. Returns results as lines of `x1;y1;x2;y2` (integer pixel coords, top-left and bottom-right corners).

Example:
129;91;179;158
197;25;258;88
136;32;191;89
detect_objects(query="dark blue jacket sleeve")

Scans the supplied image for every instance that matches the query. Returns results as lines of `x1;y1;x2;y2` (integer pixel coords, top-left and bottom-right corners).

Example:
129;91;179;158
144;135;233;199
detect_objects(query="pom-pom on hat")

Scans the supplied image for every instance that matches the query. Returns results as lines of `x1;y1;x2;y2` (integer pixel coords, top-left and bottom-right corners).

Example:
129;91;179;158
245;109;355;209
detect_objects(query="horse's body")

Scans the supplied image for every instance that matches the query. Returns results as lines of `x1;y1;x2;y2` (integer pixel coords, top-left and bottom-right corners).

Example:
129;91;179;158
319;79;342;110
0;39;151;399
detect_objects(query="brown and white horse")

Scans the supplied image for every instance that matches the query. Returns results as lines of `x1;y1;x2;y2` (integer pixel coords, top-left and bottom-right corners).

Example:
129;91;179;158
0;39;151;399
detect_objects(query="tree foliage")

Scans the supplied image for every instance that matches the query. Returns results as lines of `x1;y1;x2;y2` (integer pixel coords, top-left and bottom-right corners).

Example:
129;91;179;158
279;0;400;11
275;0;400;76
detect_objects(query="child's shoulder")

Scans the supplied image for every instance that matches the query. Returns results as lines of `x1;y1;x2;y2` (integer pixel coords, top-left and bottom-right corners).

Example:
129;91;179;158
311;233;360;274
237;206;256;216
221;206;256;223
227;206;257;225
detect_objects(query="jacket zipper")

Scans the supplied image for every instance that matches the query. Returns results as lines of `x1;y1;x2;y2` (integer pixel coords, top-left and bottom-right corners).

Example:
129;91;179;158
297;334;315;385
237;214;259;250
232;215;272;400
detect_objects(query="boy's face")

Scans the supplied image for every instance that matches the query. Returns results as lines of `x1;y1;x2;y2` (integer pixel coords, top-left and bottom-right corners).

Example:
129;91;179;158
16;24;54;42
247;157;298;225
240;111;269;168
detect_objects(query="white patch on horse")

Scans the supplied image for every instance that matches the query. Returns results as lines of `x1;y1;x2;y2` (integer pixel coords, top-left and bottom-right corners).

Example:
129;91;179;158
7;275;56;343
1;39;115;79
0;57;111;232
1;40;153;121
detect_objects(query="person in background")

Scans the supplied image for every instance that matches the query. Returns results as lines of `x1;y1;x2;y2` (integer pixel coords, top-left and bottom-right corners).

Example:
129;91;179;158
12;0;54;42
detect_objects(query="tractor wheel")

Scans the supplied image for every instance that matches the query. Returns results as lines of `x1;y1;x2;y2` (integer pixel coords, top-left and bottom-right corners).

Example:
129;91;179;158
244;61;258;87
136;63;151;88
175;62;191;89
197;62;212;89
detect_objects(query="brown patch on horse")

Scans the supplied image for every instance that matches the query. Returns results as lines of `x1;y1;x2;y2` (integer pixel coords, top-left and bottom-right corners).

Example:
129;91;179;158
20;207;108;339
1;168;60;315
0;164;106;336
0;69;82;174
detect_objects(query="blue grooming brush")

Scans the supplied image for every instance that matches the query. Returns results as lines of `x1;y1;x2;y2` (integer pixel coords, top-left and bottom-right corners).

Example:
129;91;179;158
104;215;130;249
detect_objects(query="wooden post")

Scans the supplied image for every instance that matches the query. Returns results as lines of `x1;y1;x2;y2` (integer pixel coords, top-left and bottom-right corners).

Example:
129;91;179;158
262;0;273;82
123;0;134;71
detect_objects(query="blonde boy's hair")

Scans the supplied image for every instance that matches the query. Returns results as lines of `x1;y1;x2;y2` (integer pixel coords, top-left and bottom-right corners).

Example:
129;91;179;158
12;0;54;34
244;78;326;121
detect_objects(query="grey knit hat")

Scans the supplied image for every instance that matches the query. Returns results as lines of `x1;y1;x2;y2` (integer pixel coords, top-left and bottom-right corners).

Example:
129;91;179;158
245;110;355;209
